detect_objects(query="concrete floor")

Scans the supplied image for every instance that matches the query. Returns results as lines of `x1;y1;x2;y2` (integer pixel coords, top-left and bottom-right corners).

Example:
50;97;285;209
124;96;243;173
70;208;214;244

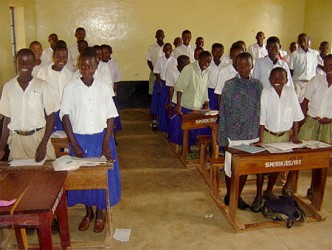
3;108;332;249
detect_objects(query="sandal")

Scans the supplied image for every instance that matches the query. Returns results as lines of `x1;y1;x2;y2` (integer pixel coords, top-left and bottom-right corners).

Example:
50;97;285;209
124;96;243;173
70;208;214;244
94;215;105;233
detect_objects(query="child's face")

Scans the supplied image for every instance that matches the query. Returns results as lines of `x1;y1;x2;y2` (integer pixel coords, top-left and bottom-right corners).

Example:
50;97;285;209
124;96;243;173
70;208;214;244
30;44;43;60
17;53;34;77
75;29;86;41
101;48;111;62
79;57;97;80
155;31;165;43
269;70;287;92
78;42;88;54
212;47;223;60
53;48;68;71
95;49;102;64
289;42;298;52
323;57;332;74
236;58;252;79
194;48;203;60
230;48;243;62
182;33;191;46
163;45;172;58
320;43;330;56
198;55;211;71
256;32;265;45
266;42;280;61
196;38;204;48
298;35;309;51
48;35;58;49
173;37;182;47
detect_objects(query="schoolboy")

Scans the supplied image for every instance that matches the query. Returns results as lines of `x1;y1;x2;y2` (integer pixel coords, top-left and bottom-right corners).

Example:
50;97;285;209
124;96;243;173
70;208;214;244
60;47;121;233
214;43;244;106
283;42;298;64
68;27;86;72
251;67;304;212
218;52;262;209
194;47;204;61
317;41;330;75
145;29;165;95
173;37;182;48
207;43;226;110
247;31;268;61
173;30;195;62
168;51;212;145
283;54;332;198
195;37;204;49
41;33;59;66
289;33;318;102
0;49;57;162
37;45;73;131
29;41;46;76
151;43;176;132
253;36;294;89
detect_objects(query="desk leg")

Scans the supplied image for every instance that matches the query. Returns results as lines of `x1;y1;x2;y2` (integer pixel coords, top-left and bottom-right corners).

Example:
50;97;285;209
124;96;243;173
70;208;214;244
211;127;218;158
229;172;239;223
14;228;28;250
37;213;53;250
57;191;71;249
311;168;328;210
182;129;189;161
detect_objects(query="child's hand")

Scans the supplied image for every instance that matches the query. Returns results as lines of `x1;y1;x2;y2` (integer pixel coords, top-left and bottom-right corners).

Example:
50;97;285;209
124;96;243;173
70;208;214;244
317;117;332;125
35;142;47;162
72;144;84;158
290;136;302;144
174;105;182;115
253;140;262;146
102;144;112;161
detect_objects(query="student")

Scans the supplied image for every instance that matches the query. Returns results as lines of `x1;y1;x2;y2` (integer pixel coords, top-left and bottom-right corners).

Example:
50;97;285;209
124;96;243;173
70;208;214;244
173;30;195;62
251;67;304;212
207;43;225;110
68;27;86;72
218;52;262;209
283;42;298;64
146;29;165;95
194;47;204;61
168;51;212;146
165;55;190;118
247;31;268;61
214;43;244;106
283;54;332;198
101;44;123;135
29;41;46;76
37;45;73;131
173;37;182;48
151;43;176;132
60;48;121;233
41;33;59;66
253;36;294;89
317;41;330;75
195;37;204;49
234;40;247;52
0;48;57;162
289;33;318;103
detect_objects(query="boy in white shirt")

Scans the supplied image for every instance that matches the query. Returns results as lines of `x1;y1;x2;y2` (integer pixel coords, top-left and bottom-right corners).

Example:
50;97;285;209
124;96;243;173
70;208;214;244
247;31;268;61
173;30;195;62
251;67;304;212
41;33;58;66
68;27;86;72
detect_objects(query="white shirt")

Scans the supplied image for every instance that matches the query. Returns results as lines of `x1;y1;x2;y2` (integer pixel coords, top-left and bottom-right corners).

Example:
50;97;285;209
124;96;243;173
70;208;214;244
32;64;45;77
68;43;79;72
41;47;54;66
36;64;73;106
214;64;237;95
153;56;177;81
207;60;227;89
247;43;268;61
253;56;294;89
165;66;180;87
305;75;332;119
289;48;318;81
173;44;195;62
145;42;164;67
260;86;304;132
60;78;118;134
0;77;58;131
107;59;121;84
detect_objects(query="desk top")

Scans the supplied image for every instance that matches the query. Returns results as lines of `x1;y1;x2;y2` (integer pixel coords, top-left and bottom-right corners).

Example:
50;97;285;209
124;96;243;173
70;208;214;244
0;171;67;215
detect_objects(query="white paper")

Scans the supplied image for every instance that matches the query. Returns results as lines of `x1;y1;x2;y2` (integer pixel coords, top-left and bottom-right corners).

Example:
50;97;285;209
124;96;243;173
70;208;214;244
52;155;109;171
113;228;131;242
51;130;68;138
261;144;293;153
263;142;303;151
10;159;46;167
302;140;331;149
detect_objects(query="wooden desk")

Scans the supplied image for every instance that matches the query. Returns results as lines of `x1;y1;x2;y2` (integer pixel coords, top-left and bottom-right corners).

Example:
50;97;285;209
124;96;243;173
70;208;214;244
210;147;332;231
0;171;70;249
179;113;218;167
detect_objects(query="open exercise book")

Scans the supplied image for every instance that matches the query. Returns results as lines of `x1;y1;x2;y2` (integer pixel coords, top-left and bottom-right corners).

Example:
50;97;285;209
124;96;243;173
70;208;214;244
229;144;266;154
52;155;110;171
261;140;331;153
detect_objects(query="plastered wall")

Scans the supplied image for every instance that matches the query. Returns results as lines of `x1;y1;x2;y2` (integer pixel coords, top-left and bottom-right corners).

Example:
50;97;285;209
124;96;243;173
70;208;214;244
0;0;331;86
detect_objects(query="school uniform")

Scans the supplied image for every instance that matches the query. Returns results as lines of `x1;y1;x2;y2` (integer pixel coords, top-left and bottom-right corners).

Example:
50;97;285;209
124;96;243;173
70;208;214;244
260;86;304;143
60;78;121;208
173;44;195;62
31;64;45;77
298;75;332;143
214;63;237;95
146;42;164;95
247;43;268;61
168;61;210;145
41;47;54;66
68;43;80;72
289;48;318;102
253;56;294;89
316;55;325;76
218;75;263;176
0;77;58;160
207;60;224;110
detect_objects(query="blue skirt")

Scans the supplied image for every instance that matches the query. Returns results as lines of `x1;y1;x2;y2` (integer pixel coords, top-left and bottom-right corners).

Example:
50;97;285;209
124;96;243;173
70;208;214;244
54;110;64;131
168;106;210;145
208;88;218;111
113;96;122;132
158;81;169;133
67;131;121;209
150;79;163;115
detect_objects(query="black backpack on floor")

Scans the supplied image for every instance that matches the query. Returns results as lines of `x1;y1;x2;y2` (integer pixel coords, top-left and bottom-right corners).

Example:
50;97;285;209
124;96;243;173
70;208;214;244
261;196;306;228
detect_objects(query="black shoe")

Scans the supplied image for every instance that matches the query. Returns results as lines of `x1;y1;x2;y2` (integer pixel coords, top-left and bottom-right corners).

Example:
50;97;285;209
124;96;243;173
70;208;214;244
238;197;251;210
250;195;262;212
51;218;59;235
